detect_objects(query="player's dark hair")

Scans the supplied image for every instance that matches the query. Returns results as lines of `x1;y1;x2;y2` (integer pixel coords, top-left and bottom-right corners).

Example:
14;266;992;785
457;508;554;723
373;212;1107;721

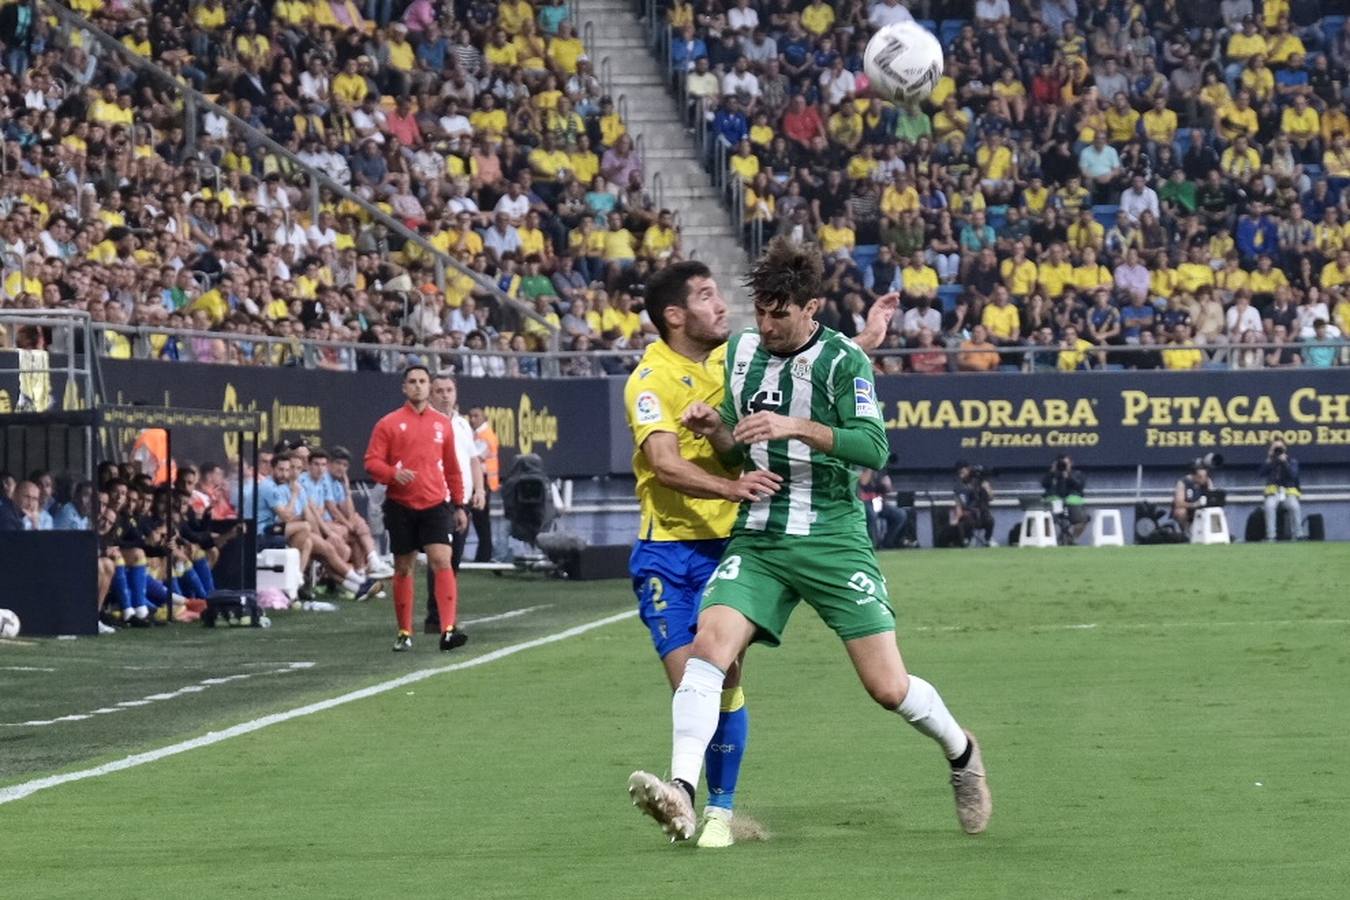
402;364;431;381
330;446;351;462
273;451;293;464
309;447;329;462
644;260;712;342
746;237;823;311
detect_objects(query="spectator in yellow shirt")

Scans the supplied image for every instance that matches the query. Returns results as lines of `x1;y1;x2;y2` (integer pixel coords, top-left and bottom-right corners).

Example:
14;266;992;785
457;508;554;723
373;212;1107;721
548;22;585;74
881;173;920;218
332;59;369;108
1038;244;1073;299
498;0;535;35
1071;248;1112;293
1162;324;1204;370
1141;94;1177;150
1104;93;1140;144
902;251;939;303
1001;242;1038;298
1220;134;1261;181
818;214;856;258
980;287;1021;345
1067;209;1104;252
1239;56;1275;103
641;210;680;259
1280;95;1320;160
601;212;636;265
1216;91;1258;143
729;139;760;184
1057;326;1094;371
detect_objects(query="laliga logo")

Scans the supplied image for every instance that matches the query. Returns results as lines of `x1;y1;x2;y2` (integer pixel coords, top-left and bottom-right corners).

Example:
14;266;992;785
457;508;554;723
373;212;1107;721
516;394;559;455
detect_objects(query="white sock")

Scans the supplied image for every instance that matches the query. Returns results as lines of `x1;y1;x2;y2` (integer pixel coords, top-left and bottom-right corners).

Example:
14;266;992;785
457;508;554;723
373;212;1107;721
342;570;363;592
896;675;968;760
671;657;725;788
367;551;382;569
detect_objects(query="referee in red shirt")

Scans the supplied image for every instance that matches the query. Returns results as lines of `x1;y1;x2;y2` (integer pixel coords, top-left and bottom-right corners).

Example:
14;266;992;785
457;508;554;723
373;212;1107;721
364;365;469;652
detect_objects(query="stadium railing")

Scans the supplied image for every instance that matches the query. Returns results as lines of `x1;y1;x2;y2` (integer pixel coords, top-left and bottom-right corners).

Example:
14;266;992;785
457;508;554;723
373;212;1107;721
40;0;561;346
9;313;1344;375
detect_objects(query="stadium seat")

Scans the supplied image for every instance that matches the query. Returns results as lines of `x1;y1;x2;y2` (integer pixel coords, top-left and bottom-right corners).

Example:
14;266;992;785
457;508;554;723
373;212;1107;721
1093;205;1120;229
1324;16;1345;48
853;244;879;272
937;284;964;312
939;20;966;47
917;19;938;35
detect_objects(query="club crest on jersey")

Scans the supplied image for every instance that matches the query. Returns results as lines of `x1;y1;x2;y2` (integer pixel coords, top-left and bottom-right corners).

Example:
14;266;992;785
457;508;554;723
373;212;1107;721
733;360;749;375
433;423;445;444
681;375;693;388
854;377;880;419
635;390;662;424
791;358;813;380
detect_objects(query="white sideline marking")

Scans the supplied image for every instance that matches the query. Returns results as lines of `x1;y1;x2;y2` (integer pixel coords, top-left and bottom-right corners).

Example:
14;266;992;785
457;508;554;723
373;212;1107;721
461;604;550;627
912;618;1350;634
1;666;56;672
0;609;638;806
0;662;314;728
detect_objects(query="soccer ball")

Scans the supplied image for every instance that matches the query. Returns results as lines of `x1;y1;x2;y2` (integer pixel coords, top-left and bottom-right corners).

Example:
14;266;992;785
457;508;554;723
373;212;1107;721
863;21;943;104
0;608;20;639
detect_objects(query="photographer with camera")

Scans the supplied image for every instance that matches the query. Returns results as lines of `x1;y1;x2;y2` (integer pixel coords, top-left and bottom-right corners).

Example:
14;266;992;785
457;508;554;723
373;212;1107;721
1172;461;1216;535
953;460;996;547
1257;440;1303;541
1041;454;1088;544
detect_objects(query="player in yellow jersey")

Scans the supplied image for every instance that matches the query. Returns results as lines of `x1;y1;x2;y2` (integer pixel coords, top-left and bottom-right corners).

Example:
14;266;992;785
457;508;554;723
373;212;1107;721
624;261;895;847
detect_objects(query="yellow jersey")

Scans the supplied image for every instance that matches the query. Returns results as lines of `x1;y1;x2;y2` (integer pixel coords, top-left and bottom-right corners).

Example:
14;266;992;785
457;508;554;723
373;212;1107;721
1001;258;1038;296
625;341;738;541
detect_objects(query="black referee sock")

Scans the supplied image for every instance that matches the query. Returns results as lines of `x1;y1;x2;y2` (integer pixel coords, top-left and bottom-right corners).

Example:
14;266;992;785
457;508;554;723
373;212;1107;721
673;778;696;805
948;739;973;770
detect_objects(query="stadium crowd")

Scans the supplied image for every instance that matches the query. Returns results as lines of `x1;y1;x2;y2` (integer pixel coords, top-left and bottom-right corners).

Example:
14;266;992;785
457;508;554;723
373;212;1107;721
0;0;1346;375
0;0;675;375
678;0;1350;370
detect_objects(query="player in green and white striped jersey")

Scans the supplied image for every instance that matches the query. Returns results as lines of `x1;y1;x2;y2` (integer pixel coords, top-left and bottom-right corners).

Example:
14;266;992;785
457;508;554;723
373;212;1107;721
627;238;992;844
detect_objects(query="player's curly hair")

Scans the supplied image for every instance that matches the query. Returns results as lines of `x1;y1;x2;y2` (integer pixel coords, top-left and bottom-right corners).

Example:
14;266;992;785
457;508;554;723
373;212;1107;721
745;237;824;311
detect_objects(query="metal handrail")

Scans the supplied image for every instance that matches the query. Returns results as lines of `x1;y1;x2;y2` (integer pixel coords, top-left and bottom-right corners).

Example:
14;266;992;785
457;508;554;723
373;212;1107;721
600;55;614;100
618;93;630;126
16;309;1341;372
39;0;558;346
583;21;595;56
651;170;665;214
0;309;95;410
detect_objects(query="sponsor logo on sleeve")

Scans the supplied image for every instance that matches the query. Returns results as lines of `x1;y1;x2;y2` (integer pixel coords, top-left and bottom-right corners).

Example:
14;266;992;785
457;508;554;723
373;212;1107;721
854;377;880;419
635;391;662;425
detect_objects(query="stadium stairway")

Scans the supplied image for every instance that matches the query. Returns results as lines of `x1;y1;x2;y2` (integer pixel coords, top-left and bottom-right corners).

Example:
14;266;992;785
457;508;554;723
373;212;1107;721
575;0;752;319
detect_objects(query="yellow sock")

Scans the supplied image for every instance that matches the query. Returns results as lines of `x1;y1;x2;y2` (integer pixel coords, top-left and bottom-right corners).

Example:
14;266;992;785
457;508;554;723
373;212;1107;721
720;686;745;713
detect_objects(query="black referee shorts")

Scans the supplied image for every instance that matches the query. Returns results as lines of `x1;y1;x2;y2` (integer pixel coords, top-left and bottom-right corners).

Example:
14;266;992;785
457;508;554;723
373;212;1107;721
383;499;455;556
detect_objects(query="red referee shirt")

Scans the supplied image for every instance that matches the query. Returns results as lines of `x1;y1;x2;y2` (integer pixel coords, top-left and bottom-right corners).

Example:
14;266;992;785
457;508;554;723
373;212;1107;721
364;402;466;510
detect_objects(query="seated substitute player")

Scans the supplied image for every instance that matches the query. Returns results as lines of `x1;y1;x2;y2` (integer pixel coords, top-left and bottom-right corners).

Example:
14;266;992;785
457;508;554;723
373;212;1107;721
627;238;992;842
364;365;469;652
625;261;898;848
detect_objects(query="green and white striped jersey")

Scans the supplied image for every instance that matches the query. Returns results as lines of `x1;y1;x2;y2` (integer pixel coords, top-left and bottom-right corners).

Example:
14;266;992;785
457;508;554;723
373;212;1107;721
719;325;890;538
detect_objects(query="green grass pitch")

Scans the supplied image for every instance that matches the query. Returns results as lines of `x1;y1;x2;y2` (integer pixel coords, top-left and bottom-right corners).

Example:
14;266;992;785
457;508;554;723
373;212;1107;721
2;544;1348;899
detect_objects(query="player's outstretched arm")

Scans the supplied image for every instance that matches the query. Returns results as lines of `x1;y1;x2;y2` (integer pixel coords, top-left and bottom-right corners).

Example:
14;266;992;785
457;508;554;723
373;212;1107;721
681;402;739;456
855;291;900;352
642;431;783;502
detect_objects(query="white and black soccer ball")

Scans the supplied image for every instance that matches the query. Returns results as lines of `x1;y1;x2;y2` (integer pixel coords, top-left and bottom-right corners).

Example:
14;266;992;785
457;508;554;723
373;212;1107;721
0;608;20;639
863;21;944;104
